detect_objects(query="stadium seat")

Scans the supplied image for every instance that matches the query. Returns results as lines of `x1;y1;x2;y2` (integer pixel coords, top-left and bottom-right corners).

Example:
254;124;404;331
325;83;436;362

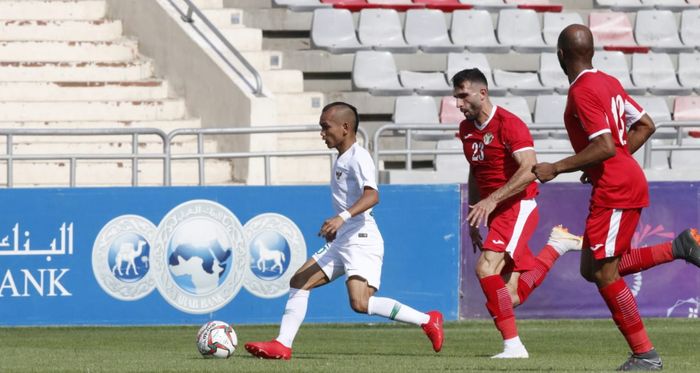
589;12;642;50
497;9;554;53
367;0;426;10
358;9;418;53
631;95;676;139
414;0;474;12
446;52;507;96
404;9;463;52
631;53;692;95
678;53;700;92
533;138;575;162
435;138;468;177
592;51;646;95
451;10;511;53
542;12;584;46
532;94;566;138
352;51;414;94
595;0;648;11
504;0;563;12
640;0;697;11
273;0;331;11
491;96;533;123
673;96;700;121
669;137;700;170
311;9;369;53
393;96;454;140
634;10;694;53
680;10;700;48
493;69;554;95
539;53;569;93
399;71;452;95
440;96;464;123
459;0;515;10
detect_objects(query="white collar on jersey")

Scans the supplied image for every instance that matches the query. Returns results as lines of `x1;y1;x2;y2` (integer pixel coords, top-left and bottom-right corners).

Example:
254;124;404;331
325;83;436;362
474;104;498;131
570;68;598;86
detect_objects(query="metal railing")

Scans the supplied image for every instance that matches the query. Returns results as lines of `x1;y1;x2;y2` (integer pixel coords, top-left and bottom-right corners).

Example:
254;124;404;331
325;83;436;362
168;0;264;96
643;121;700;168
0;128;168;187
167;125;368;185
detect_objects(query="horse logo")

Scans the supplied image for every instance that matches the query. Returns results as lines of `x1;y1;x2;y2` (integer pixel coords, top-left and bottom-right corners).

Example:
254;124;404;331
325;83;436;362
257;244;286;274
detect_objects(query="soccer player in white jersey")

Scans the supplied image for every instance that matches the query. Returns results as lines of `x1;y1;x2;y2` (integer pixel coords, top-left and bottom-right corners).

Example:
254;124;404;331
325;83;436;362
244;102;444;360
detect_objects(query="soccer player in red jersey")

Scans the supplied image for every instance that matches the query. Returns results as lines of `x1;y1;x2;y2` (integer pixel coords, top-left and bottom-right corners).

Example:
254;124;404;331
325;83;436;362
533;24;700;370
454;68;583;358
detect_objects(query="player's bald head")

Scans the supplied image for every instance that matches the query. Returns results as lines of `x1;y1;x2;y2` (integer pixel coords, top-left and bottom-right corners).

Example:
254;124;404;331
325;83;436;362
322;102;359;133
557;24;594;64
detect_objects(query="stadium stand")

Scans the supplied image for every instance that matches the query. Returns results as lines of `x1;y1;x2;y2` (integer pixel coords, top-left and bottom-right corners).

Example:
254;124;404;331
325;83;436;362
493;69;554;95
404;9;464;52
358;8;418;52
680;9;700;47
311;9;369;53
450;10;511;53
678;53;700;93
539;53;570;92
591;51;647;94
634;10;694;52
352;51;414;94
589;11;649;52
393;95;454;140
497;9;555;53
631;53;693;95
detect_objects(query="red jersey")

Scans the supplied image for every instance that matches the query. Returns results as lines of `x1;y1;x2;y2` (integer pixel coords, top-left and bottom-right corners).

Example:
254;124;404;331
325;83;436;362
564;69;649;208
459;105;538;207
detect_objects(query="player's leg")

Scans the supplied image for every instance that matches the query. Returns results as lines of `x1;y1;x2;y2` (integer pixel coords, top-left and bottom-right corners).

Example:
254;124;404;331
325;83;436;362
580;208;662;371
343;242;444;352
618;228;700;275
245;245;339;360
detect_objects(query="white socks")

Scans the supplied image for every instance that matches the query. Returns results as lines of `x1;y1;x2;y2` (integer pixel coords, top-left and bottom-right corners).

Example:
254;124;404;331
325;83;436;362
367;296;430;325
491;336;529;359
275;288;310;348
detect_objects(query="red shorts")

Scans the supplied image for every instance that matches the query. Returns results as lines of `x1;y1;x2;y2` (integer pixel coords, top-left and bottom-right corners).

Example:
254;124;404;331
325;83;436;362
583;206;641;260
483;199;539;273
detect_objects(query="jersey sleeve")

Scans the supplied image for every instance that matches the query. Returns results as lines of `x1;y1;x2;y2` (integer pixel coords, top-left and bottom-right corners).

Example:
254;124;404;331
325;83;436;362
502;117;534;154
571;86;611;140
352;149;378;191
623;93;646;127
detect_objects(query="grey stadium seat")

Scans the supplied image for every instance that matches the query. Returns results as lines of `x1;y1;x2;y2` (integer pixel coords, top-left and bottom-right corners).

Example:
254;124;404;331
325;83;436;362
680;10;700;48
405;9;463;53
311;9;369;53
493;69;554;96
352;51;414;95
358;9;418;53
539;53;569;93
631;53;693;95
451;10;510;53
592;51;646;95
534;94;567;138
543;12;584;46
497;9;555;53
534;138;575;163
634;10;694;53
678;53;700;92
446;52;507;96
393;96;454;141
273;0;331;12
399;71;452;95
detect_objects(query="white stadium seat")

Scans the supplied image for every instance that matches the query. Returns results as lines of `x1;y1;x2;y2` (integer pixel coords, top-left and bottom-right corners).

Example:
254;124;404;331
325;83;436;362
451;10;510;53
534;94;567;124
358;9;418;53
311;9;369;53
459;0;515;10
497;9;554;53
435;138;468;176
491;96;533;124
543;12;585;46
493;69;554;96
399;71;452;95
539;53;569;93
352;51;414;95
592;51;647;95
534;138;575;163
680;9;700;48
631;95;677;140
640;0;697;11
632;53;693;95
595;0;648;11
404;9;463;53
446;52;507;96
678;53;700;92
634;10;694;53
393;96;453;140
273;0;330;11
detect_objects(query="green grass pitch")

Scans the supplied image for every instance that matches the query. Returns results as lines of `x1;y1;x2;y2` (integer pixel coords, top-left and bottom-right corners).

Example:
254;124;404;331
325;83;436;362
0;319;697;372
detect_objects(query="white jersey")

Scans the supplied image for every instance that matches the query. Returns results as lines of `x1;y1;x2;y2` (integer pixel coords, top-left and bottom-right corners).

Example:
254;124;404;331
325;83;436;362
331;142;383;244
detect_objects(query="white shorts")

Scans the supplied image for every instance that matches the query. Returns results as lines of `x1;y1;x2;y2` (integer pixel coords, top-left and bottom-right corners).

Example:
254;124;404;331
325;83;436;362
312;239;384;290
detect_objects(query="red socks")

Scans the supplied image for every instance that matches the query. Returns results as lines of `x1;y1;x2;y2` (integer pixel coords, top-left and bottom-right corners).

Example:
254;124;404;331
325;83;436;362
517;245;559;304
618;243;674;276
599;278;653;354
480;275;518;340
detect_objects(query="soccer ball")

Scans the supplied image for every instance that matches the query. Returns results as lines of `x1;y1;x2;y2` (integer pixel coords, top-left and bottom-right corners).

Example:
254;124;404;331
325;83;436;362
196;320;237;358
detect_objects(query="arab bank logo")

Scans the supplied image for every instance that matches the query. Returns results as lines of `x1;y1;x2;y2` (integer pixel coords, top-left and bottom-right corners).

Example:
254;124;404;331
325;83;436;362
92;200;306;314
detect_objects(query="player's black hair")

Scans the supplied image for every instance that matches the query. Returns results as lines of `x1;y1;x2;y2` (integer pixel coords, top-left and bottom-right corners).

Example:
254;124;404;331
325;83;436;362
451;68;489;89
322;101;359;133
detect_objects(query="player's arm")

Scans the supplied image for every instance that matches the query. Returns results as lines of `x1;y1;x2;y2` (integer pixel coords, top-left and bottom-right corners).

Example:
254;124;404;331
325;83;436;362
467;149;536;228
627;113;655;155
533;133;615;183
318;186;377;241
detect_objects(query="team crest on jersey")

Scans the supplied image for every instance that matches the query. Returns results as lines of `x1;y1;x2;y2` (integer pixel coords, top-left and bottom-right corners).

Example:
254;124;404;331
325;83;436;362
483;133;494;145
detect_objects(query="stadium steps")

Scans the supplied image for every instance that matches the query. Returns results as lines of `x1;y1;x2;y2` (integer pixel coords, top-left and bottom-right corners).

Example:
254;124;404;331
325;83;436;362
0;0;235;186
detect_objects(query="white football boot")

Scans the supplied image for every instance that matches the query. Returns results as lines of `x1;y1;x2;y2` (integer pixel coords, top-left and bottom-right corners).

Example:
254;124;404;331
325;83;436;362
547;225;583;256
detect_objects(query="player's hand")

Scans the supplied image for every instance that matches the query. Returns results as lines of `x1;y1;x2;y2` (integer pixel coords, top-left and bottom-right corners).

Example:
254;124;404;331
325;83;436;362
532;162;558;183
318;216;344;241
469;226;483;253
579;171;591;184
467;197;496;229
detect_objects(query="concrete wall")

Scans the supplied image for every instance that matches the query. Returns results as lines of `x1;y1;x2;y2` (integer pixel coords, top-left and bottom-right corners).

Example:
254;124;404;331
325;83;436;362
105;0;277;181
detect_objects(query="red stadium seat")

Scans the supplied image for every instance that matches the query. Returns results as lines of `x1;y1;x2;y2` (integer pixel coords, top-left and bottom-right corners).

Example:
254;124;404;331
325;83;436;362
413;0;474;11
323;0;426;10
440;96;464;124
504;0;563;12
590;12;650;53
